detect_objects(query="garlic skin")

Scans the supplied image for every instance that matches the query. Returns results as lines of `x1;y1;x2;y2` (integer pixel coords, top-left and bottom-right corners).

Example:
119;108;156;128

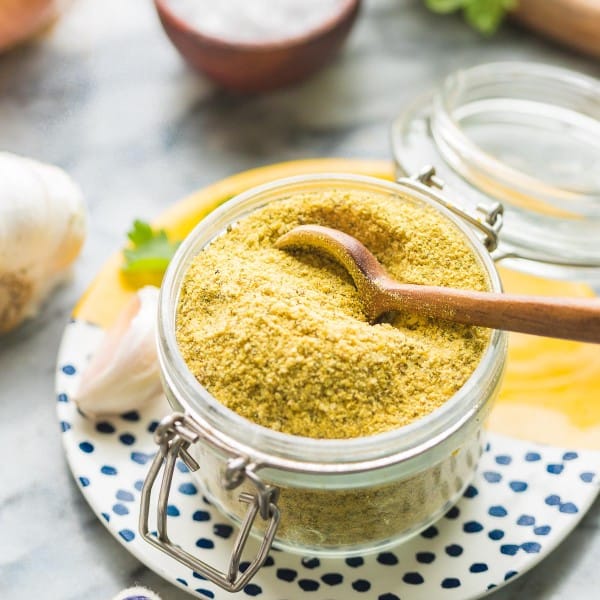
0;152;86;333
74;286;163;418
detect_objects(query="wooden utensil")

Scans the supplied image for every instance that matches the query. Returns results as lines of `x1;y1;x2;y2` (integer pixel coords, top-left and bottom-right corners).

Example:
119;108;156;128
276;225;600;343
512;0;600;58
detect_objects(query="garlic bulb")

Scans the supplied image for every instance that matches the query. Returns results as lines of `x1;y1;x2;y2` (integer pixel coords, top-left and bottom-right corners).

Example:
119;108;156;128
74;286;163;417
0;152;86;333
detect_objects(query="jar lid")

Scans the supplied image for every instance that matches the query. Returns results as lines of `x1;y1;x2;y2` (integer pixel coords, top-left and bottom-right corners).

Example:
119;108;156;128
392;62;600;283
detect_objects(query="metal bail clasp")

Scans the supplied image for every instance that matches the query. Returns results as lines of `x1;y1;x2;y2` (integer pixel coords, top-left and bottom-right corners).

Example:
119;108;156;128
400;165;504;252
139;413;281;592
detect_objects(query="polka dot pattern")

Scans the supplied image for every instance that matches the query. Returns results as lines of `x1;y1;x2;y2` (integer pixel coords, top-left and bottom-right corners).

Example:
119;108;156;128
56;320;600;600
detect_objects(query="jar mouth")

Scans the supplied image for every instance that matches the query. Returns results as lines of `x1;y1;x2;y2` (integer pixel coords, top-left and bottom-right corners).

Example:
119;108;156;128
392;61;600;281
158;173;506;473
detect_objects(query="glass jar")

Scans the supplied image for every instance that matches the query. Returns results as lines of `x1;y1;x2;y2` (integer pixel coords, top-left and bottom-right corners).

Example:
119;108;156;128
392;62;600;283
141;173;507;592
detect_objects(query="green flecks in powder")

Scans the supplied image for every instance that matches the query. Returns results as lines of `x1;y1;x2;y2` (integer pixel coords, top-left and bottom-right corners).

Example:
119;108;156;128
176;189;489;439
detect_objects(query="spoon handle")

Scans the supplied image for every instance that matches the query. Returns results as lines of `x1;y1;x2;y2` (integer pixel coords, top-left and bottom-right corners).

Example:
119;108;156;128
381;281;600;343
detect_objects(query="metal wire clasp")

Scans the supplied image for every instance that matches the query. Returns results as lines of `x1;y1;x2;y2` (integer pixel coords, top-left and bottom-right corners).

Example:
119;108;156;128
139;413;281;592
399;166;504;252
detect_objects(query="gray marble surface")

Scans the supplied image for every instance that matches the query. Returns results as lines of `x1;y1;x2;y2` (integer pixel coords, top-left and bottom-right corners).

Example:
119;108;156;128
0;0;598;598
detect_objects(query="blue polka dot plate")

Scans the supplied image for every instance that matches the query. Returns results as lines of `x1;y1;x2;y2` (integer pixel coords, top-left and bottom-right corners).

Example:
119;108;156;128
57;320;600;599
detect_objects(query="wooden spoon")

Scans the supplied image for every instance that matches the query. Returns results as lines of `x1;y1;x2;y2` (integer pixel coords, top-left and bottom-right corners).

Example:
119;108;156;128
275;225;600;344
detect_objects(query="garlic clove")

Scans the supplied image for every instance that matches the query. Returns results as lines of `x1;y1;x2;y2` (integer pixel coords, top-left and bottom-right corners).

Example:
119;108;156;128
73;286;163;418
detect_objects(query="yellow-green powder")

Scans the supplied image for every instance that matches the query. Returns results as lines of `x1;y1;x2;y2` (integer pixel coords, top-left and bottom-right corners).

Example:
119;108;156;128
176;189;489;439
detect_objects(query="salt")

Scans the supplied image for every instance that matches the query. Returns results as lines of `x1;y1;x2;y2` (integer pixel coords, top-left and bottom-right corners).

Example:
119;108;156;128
165;0;350;44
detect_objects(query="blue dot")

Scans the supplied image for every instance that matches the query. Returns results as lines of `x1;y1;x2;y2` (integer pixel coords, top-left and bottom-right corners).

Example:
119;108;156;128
78;476;90;487
463;485;478;498
79;441;94;453
445;544;463;557
195;590;214;599
62;364;76;375
379;595;400;600
545;494;561;506
487;584;497;590
119;433;136;445
441;578;461;588
510;481;528;492
166;505;180;517
517;515;535;526
276;568;297;582
463;521;484;533
525;452;541;462
421;525;438;539
521;542;541;553
345;557;363;568
202;496;212;506
134;480;144;491
243;583;262;596
213;524;233;538
403;572;424;585
101;512;110;522
193;510;210;521
547;464;564;475
299;579;320;591
57;393;68;402
113;503;129;516
489;506;507;517
119;529;135;542
483;471;502;483
148;420;159;433
121;410;140;421
177;461;190;473
377;552;398;565
302;557;320;569
176;578;187;586
580;472;595;483
101;465;117;475
96;421;115;434
500;544;519;556
179;482;198;495
116;489;134;502
321;573;343;585
60;421;71;432
196;538;214;549
193;571;207;579
495;455;512;465
563;452;578;461
264;556;274;567
488;529;505;540
131;451;153;465
505;570;518;581
485;442;491;452
534;525;551;535
239;562;250;573
445;506;460;519
352;579;371;592
470;563;488;573
559;502;578;514
416;552;435;564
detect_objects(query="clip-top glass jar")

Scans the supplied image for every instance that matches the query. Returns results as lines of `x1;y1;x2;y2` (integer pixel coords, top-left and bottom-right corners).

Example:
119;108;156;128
140;172;507;592
393;62;600;284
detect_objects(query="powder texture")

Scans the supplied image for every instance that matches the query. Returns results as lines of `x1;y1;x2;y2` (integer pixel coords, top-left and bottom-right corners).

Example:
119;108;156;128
176;189;489;439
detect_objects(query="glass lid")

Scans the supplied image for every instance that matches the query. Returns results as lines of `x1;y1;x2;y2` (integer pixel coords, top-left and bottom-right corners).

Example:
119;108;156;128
392;62;600;283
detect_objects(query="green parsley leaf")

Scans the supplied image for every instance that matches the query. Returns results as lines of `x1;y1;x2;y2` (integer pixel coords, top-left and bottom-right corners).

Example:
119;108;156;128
426;0;465;14
122;220;180;277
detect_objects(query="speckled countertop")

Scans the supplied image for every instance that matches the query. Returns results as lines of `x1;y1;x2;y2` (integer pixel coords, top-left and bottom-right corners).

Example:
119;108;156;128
0;1;598;598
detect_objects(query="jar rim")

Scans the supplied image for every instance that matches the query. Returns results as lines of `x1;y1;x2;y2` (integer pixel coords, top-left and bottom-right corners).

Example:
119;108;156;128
157;172;507;474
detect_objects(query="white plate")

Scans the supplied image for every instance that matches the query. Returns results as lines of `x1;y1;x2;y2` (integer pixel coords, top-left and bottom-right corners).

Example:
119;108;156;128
56;320;600;600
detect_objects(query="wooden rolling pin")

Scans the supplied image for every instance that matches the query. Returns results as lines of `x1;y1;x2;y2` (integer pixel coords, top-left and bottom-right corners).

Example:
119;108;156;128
512;0;600;58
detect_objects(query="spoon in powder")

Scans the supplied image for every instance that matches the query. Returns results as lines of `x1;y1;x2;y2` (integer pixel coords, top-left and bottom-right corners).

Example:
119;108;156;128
275;225;600;344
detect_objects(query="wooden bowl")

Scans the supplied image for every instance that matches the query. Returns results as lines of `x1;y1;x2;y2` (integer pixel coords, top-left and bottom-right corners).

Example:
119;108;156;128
154;0;361;93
